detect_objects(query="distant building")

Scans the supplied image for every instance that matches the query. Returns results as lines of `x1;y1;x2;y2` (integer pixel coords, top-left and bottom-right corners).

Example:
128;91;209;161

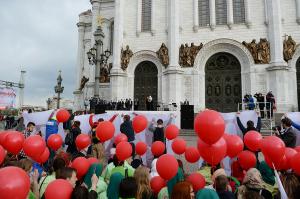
47;97;74;110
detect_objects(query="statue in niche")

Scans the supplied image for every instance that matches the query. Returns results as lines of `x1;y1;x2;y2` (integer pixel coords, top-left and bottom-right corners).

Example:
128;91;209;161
79;76;89;91
100;63;112;83
283;36;297;61
121;45;133;71
243;38;270;64
179;42;203;67
156;43;169;67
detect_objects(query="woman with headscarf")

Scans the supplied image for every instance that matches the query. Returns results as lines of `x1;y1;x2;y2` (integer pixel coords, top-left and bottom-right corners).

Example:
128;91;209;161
83;164;107;199
196;188;220;199
237;168;272;199
107;173;124;199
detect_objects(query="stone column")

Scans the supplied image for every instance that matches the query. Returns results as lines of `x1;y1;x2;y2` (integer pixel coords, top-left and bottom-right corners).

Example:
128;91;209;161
193;0;199;32
110;0;126;100
73;20;86;111
266;0;292;112
210;0;216;30
164;0;183;105
76;22;85;89
227;0;234;29
296;0;300;24
244;0;251;27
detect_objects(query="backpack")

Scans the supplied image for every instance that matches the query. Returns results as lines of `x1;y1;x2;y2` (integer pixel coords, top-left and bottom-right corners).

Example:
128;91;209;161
65;132;73;145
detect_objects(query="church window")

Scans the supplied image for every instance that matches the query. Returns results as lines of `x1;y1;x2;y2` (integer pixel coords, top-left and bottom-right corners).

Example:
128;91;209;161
215;0;227;25
198;0;210;27
142;0;152;32
233;0;245;24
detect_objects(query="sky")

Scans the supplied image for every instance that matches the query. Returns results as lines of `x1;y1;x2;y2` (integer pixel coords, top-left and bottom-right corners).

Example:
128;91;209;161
0;0;91;107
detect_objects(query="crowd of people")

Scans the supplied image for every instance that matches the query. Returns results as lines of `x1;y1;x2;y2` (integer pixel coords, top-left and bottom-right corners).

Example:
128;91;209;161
89;98;134;111
0;109;300;199
242;91;276;119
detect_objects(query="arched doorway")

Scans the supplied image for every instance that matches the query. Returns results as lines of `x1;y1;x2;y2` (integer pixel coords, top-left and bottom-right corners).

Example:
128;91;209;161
297;57;300;110
134;61;158;110
205;52;242;112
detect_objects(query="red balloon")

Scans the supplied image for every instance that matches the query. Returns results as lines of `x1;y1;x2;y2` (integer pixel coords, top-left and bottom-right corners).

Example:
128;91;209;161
75;134;91;150
96;121;115;142
156;154;178;180
285;148;297;167
88;157;99;165
0;132;9;147
132;115;148;133
45;179;73;199
23;135;46;159
244;131;262;152
194;110;225;145
72;157;90;179
0;166;30;199
186;173;206;192
5;131;25;155
198;137;227;166
265;155;289;170
47;134;63;151
151;141;165;156
114;133;128;145
172;138;186;155
261;136;285;164
0;145;5;165
237;150;257;171
294;146;300;153
291;153;300;175
185;147;200;163
37;147;50;164
165;124;179;140
136;141;147;156
224;134;244;158
116;141;132;161
150;176;166;194
56;109;70;123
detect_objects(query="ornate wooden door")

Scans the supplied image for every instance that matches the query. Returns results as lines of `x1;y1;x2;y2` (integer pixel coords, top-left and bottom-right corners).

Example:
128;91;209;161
297;57;300;111
134;61;158;110
205;53;242;112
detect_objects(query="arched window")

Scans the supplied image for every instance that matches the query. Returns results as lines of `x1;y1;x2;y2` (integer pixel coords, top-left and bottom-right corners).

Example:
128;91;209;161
198;0;210;27
233;0;245;24
142;0;152;32
215;0;227;25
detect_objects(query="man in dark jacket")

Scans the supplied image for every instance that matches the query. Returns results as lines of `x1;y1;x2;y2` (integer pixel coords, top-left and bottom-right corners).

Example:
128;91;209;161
276;117;296;148
120;115;135;142
66;121;81;155
120;115;135;157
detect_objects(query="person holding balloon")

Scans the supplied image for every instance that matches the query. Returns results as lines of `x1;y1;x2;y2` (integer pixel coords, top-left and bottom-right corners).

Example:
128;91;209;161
236;111;262;137
149;113;175;144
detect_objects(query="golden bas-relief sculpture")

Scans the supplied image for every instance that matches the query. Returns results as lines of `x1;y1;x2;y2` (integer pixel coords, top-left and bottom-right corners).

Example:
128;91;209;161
242;38;270;64
156;43;169;68
179;42;203;67
121;45;133;71
283;36;297;62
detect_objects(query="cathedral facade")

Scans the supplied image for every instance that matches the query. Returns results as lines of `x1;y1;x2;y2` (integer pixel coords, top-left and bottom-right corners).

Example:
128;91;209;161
74;0;300;113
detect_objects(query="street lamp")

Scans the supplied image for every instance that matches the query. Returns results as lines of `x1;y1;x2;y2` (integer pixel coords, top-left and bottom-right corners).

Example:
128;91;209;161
87;25;111;98
54;70;64;109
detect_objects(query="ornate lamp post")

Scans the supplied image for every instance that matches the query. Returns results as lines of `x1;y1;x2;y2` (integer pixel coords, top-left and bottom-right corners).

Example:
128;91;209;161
54;70;64;109
87;25;111;98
